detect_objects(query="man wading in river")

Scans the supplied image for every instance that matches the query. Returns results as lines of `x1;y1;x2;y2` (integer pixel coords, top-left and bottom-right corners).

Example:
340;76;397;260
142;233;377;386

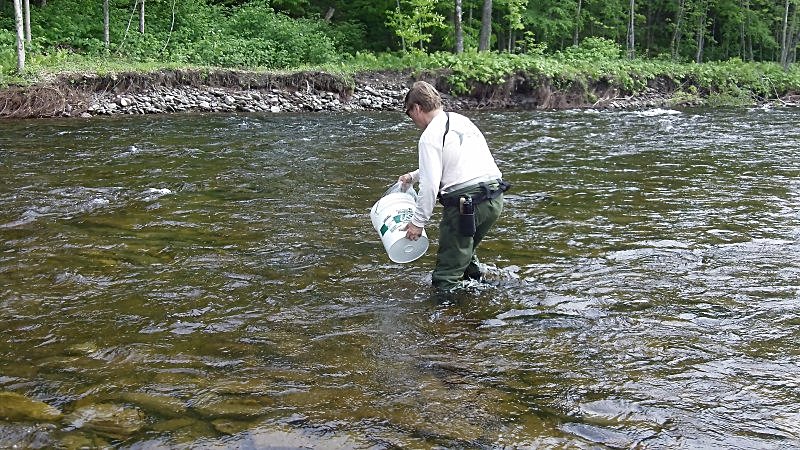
398;81;510;291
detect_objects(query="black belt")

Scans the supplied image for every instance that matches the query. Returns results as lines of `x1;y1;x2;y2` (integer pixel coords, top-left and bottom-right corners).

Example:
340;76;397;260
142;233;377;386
438;179;511;208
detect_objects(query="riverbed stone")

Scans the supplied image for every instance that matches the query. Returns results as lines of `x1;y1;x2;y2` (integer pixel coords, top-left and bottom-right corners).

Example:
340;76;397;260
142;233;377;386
64;403;145;439
0;392;63;422
0;423;58;448
191;392;273;419
58;433;110;449
150;417;196;433
119;392;188;417
211;418;257;435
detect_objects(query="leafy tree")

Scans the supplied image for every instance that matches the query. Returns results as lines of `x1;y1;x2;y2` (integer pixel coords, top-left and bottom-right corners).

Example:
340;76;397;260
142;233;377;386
271;0;310;16
695;0;710;62
523;0;578;51
672;0;688;59
498;0;526;51
303;0;395;51
386;0;446;51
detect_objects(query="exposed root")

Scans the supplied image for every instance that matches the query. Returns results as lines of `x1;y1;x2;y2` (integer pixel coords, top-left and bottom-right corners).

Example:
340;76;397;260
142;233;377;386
0;86;90;118
59;69;352;96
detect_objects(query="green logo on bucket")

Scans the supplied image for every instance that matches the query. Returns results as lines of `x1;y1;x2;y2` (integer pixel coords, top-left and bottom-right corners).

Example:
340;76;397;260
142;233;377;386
380;224;389;236
393;208;413;224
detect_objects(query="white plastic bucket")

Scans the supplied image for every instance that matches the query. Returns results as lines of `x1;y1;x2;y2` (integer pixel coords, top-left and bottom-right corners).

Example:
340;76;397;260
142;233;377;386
370;189;429;263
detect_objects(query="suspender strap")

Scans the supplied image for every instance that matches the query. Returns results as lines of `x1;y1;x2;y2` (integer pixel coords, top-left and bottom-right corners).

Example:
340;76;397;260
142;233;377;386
442;112;450;149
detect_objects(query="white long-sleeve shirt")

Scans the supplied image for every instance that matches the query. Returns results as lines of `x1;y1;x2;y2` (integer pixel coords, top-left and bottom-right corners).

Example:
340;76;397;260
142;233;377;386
408;110;502;227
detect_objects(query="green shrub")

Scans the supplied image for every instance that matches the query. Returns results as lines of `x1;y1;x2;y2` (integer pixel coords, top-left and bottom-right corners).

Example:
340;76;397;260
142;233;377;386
0;28;17;76
221;2;338;67
326;21;366;55
558;37;623;61
190;37;290;68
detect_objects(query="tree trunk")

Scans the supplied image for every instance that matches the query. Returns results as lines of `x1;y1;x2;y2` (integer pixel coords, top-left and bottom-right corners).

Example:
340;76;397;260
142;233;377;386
671;0;685;60
324;7;334;22
104;0;110;51
23;0;30;44
454;0;464;53
14;0;25;72
746;0;753;60
645;0;652;54
396;0;405;52
479;0;492;52
139;0;145;33
739;0;746;60
695;0;708;63
789;4;799;64
162;0;176;52
627;0;635;59
780;0;790;68
574;0;582;46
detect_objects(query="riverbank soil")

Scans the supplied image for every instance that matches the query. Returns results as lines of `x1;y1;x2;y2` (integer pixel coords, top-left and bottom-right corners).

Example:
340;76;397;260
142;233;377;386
0;69;798;119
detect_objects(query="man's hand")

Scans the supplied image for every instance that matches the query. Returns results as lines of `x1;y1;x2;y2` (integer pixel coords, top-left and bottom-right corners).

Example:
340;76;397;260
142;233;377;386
398;173;413;191
403;223;423;241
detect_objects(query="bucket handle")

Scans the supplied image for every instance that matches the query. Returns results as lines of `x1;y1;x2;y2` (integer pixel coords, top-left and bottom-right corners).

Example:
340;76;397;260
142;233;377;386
382;181;412;197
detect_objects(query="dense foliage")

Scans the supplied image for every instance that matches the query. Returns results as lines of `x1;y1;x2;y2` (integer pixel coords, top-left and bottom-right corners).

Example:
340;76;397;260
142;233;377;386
1;0;799;98
0;0;363;69
2;0;799;63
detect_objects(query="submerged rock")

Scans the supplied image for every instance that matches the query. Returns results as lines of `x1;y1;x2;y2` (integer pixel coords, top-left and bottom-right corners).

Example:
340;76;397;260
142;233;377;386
211;418;257;435
0;391;63;422
0;423;58;448
150;417;197;433
64;403;145;439
191;392;273;419
119;392;188;418
58;433;111;449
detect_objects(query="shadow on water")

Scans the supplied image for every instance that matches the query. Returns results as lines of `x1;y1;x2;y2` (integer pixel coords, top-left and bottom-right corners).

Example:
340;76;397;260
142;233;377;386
1;108;799;448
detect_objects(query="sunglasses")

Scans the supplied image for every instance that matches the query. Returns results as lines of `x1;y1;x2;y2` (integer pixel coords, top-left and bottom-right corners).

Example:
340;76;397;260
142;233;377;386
405;104;415;118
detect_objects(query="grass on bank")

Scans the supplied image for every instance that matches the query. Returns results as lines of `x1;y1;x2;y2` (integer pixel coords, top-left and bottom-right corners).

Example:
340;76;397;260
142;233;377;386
2;45;800;107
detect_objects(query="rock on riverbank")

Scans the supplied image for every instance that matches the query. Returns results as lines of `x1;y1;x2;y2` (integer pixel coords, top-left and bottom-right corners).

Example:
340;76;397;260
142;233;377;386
68;70;490;118
69;69;685;117
1;68;797;119
83;83;406;117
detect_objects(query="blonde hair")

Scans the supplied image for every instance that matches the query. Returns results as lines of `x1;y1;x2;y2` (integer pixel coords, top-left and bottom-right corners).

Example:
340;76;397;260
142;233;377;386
404;81;442;113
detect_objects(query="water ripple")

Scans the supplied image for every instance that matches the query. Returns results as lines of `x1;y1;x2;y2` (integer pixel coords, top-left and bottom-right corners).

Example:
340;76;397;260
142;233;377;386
1;109;799;447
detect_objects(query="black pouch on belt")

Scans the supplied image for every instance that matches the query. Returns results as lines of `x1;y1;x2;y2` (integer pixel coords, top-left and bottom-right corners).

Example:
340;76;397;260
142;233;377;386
459;196;476;236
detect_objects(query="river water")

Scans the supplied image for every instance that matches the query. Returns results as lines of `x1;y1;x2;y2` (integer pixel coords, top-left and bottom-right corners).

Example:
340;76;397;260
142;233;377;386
1;107;798;448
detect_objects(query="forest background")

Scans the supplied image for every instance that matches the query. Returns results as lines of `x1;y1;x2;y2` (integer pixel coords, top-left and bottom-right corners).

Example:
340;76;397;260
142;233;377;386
1;0;800;105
